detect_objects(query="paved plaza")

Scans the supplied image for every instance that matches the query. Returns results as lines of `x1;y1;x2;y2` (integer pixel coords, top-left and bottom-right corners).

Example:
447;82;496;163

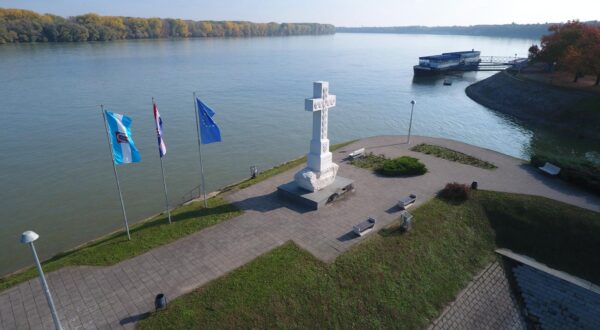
1;135;598;329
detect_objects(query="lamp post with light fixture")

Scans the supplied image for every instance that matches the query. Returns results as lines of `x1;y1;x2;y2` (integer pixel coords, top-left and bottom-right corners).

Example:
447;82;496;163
20;231;63;330
407;100;416;144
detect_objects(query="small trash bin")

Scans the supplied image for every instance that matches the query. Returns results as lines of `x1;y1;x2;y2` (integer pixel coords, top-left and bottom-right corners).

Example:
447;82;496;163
155;293;167;311
400;211;413;232
471;181;478;190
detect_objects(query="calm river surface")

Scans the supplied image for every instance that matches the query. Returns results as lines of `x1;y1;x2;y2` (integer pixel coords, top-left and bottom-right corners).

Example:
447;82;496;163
0;33;538;275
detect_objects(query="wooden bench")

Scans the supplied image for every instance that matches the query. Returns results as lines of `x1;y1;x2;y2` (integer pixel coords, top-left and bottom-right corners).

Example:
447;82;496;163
398;194;417;209
539;162;561;176
348;148;366;160
353;217;376;236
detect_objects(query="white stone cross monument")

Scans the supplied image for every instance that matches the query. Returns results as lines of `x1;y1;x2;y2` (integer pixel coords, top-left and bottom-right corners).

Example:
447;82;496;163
294;81;339;192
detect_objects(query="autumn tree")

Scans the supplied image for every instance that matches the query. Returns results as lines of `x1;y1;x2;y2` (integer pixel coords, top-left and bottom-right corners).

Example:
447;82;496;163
0;8;335;44
531;20;600;84
528;44;540;60
579;27;600;85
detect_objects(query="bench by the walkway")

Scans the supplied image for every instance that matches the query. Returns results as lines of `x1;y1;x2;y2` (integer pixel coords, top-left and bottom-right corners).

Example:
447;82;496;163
348;148;365;160
353;217;376;236
398;194;417;209
539;162;561;176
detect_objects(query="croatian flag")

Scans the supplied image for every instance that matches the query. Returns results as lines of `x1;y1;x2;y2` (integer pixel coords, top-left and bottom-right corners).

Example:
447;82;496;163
196;97;222;144
153;102;167;157
105;111;141;164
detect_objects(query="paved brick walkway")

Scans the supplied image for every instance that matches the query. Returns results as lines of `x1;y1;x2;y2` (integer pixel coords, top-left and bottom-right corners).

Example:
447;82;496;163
1;136;598;329
429;262;526;330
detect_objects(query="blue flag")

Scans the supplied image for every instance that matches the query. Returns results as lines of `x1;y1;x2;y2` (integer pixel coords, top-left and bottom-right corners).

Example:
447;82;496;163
196;97;222;144
105;111;141;164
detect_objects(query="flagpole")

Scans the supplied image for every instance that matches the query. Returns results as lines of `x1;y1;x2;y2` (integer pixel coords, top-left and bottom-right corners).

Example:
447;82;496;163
193;92;208;208
153;98;172;224
101;105;132;240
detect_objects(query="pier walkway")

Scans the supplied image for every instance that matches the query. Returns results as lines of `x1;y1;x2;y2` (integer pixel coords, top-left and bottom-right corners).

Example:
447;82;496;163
1;136;598;329
461;56;528;71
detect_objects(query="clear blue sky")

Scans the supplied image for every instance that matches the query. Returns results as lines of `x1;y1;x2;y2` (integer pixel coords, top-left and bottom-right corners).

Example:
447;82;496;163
1;0;598;26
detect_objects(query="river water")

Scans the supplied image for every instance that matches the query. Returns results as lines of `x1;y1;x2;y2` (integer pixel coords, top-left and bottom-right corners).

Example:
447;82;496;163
0;33;540;275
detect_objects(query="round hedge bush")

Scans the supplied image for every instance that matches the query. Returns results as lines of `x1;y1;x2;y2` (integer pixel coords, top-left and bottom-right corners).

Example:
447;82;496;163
378;156;427;177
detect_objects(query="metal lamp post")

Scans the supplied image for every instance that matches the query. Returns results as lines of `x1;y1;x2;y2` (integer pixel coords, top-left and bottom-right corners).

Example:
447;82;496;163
20;231;63;330
407;100;416;144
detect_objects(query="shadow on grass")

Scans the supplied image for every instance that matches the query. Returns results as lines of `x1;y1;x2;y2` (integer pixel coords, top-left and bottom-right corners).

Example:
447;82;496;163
479;191;600;284
378;223;409;238
517;163;600;203
435;196;470;206
131;203;239;234
373;169;428;178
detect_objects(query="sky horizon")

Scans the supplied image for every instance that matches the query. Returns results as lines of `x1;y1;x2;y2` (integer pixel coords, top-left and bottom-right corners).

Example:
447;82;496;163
1;0;598;27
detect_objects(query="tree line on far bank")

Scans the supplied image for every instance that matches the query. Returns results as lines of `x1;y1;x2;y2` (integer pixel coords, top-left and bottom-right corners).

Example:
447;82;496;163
529;21;600;85
337;23;569;39
0;8;335;44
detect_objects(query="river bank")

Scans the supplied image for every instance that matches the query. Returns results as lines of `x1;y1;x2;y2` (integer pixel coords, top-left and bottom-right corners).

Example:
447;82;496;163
465;71;600;139
466;71;600;194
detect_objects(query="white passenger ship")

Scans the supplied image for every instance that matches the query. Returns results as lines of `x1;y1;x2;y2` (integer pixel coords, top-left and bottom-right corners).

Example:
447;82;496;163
414;50;481;75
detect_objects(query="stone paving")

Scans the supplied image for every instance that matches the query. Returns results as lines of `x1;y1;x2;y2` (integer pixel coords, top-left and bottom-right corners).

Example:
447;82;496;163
428;262;526;330
0;135;598;329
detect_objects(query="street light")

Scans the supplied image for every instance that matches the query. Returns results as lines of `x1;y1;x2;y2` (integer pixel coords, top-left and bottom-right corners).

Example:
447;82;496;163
407;100;416;144
20;231;63;330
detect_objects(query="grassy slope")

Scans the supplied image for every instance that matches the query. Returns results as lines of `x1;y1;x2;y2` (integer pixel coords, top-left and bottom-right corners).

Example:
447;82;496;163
479;192;600;282
0;140;356;292
138;191;599;329
411;144;497;169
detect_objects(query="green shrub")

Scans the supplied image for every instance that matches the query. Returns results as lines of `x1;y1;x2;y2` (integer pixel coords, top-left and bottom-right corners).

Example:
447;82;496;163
411;143;496;169
439;182;472;202
378;156;427;177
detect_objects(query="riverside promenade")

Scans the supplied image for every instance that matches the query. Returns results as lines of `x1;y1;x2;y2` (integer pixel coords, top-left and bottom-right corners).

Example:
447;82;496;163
1;135;598;329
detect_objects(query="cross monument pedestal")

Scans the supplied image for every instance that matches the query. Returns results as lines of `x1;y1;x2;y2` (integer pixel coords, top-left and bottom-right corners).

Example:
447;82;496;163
277;81;354;210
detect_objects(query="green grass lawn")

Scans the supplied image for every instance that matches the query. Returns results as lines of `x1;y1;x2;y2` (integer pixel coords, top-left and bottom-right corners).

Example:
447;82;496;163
138;191;599;329
411;144;497;169
0;197;241;291
350;152;387;170
351;153;427;176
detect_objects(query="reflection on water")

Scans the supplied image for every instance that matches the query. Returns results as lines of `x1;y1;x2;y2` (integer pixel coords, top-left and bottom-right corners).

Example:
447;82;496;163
0;33;551;274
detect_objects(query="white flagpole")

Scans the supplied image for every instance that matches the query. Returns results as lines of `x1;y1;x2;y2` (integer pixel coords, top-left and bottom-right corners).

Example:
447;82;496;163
193;92;209;208
153;98;172;224
101;105;132;240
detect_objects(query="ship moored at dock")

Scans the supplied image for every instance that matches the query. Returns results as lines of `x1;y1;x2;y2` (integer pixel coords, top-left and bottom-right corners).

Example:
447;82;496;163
414;50;481;75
